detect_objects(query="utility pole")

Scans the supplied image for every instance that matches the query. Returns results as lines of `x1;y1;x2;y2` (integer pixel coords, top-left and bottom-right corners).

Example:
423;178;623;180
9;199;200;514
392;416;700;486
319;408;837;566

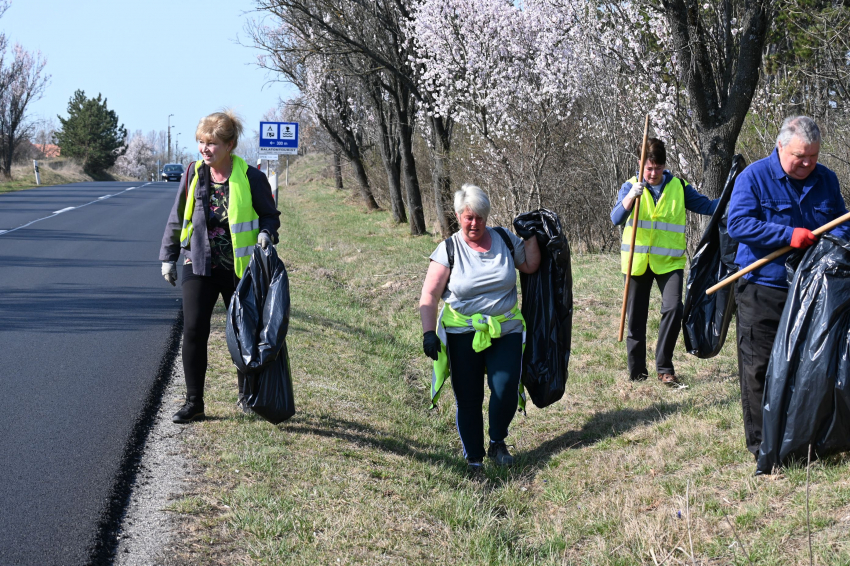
175;133;180;163
167;114;174;163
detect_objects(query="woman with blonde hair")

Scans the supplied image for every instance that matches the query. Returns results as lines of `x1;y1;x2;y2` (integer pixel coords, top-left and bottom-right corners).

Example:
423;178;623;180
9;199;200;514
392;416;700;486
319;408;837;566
419;184;540;473
160;110;281;423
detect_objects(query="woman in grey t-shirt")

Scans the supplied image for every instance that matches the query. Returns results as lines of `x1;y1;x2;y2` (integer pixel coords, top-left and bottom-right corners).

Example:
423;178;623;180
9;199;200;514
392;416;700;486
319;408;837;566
419;184;540;473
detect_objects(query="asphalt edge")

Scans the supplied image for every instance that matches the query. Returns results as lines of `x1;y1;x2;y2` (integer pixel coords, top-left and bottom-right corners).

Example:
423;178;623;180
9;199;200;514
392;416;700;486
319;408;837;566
88;310;184;565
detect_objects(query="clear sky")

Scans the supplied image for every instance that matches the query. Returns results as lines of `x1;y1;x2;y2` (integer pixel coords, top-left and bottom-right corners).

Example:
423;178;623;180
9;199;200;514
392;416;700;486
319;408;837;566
3;0;297;161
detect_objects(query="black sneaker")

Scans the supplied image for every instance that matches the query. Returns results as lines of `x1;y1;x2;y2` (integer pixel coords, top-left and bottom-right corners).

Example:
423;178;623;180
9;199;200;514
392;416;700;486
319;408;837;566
466;459;484;477
630;370;649;382
487;441;514;467
172;396;205;424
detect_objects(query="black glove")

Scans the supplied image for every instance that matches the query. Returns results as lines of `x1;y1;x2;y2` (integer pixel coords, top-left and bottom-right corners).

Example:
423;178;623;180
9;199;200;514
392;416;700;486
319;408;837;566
423;331;441;361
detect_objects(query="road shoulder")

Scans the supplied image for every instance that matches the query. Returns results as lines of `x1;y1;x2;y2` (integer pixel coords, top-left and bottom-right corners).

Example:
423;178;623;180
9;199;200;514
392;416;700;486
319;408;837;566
114;347;192;566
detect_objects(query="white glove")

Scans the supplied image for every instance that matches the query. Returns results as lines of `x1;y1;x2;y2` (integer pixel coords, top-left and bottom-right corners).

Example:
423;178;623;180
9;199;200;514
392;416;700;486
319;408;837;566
258;231;273;249
162;262;177;286
627;181;645;200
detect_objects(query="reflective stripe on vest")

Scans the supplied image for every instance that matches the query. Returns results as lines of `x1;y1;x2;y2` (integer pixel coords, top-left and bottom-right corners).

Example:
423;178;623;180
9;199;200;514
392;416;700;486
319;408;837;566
430;303;527;412
178;155;261;278
625;219;687;234
621;176;687;276
619;244;686;257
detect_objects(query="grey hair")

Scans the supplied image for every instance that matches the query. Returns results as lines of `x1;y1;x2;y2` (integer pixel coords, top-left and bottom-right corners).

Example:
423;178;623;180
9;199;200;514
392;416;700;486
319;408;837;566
776;116;821;147
453;183;491;218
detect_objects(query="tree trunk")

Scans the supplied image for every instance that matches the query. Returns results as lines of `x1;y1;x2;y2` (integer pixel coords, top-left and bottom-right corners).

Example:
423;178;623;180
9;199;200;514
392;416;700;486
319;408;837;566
661;0;770;197
698;122;739;199
374;96;407;223
394;86;426;235
431;117;457;237
316;113;380;211
346;133;380;211
377;134;406;223
333;151;344;190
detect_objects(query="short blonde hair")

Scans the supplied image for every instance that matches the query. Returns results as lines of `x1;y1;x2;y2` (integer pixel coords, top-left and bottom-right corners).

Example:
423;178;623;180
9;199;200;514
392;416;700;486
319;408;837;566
453;183;490;219
196;109;243;150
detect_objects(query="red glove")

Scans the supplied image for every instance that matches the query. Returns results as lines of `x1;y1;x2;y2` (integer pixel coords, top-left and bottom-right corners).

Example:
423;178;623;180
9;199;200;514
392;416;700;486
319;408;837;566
791;227;817;249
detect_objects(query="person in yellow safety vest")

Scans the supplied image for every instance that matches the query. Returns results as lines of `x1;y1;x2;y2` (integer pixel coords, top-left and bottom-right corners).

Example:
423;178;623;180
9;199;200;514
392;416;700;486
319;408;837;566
159;110;281;424
611;137;718;387
419;184;540;475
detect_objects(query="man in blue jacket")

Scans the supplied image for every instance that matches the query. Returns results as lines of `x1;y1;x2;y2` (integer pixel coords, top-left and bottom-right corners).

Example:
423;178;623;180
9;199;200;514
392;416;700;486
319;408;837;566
728;115;850;458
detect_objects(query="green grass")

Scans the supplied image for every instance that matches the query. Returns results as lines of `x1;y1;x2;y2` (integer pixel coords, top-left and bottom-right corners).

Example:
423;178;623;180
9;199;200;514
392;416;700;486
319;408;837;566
167;154;850;565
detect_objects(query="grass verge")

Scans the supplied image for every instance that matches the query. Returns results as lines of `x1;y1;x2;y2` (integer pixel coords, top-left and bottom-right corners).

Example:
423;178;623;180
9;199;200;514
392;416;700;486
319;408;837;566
0;159;133;193
166;154;850;565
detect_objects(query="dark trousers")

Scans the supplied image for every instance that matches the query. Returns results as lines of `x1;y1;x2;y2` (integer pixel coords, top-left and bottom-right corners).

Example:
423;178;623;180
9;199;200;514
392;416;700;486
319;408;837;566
181;264;244;399
625;268;683;379
446;332;523;462
735;279;787;456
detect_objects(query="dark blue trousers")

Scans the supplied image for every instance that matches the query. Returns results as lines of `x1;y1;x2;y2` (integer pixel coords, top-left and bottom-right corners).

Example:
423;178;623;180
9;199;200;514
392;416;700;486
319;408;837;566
446;332;523;462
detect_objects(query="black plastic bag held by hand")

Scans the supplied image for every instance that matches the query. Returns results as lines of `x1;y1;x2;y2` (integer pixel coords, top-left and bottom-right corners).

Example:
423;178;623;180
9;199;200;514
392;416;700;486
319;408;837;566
756;235;850;474
513;209;573;409
226;244;295;424
682;154;745;358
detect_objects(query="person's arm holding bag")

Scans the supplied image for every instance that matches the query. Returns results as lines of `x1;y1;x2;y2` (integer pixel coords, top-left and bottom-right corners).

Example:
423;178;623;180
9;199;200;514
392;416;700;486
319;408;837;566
517;235;540;274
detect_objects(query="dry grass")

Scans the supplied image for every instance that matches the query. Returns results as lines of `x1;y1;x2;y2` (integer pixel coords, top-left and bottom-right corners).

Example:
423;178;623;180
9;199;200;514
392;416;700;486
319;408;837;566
165;153;850;565
0;158;134;193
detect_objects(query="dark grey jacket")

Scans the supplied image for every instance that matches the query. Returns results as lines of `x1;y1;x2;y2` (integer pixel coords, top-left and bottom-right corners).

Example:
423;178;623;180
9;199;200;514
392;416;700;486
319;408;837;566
159;161;281;276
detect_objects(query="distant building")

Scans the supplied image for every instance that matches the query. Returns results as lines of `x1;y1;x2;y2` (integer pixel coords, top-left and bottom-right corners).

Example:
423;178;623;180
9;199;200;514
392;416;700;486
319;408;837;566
36;143;60;157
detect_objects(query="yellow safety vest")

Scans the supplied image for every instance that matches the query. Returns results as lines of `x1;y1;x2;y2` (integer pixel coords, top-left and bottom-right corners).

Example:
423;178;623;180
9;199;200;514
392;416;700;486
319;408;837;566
179;156;260;278
620;176;687;276
430;303;527;412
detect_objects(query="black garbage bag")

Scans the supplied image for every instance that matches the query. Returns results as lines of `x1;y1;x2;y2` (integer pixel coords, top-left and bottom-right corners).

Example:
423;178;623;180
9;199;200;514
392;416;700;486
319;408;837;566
513;208;573;409
757;235;850;474
226;244;295;424
682;154;746;358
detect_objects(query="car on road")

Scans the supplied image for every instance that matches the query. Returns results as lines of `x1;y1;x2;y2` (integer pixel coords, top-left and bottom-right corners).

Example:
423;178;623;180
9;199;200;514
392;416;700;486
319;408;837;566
161;163;185;182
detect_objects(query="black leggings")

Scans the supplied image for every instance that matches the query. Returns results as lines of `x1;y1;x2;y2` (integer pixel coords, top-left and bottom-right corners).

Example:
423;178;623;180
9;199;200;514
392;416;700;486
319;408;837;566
181;264;244;399
447;332;523;461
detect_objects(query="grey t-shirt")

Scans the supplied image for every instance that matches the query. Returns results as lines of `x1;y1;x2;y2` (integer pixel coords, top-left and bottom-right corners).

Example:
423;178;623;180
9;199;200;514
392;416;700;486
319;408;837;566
430;227;527;334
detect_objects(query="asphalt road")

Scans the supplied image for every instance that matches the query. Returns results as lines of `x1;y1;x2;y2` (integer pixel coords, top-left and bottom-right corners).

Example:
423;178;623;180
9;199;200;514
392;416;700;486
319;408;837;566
0;181;184;565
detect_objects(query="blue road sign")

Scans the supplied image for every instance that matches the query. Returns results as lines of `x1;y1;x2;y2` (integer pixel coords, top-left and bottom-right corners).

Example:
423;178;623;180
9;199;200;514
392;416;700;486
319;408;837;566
259;122;299;155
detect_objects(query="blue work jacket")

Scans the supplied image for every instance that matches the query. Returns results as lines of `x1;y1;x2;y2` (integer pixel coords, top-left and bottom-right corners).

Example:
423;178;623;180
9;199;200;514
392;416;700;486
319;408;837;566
727;149;850;288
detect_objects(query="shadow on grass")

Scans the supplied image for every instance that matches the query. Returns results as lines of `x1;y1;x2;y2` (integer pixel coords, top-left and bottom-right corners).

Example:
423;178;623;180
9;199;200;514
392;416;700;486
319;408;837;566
273;401;682;485
518;401;682;475
282;412;464;471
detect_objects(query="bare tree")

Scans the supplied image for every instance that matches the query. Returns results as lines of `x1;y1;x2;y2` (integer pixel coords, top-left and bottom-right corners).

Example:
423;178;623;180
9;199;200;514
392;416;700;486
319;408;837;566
658;0;773;197
250;0;443;234
0;44;49;179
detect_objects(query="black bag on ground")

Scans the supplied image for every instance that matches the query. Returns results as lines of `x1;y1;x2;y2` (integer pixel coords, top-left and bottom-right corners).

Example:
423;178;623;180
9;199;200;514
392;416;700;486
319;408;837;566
682;154;746;358
226;244;295;424
513;209;573;409
757;235;850;474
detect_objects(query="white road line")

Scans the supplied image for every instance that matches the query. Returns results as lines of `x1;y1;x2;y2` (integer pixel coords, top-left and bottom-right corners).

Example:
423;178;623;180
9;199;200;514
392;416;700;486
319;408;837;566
0;183;155;237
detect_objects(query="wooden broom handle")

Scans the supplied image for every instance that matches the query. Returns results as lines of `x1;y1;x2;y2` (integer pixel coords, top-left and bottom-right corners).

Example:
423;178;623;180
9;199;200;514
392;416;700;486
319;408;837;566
706;210;850;295
618;114;651;342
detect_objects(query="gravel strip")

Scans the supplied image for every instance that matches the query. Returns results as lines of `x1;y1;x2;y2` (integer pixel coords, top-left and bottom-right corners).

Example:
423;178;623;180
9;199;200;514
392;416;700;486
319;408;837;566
114;346;190;566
